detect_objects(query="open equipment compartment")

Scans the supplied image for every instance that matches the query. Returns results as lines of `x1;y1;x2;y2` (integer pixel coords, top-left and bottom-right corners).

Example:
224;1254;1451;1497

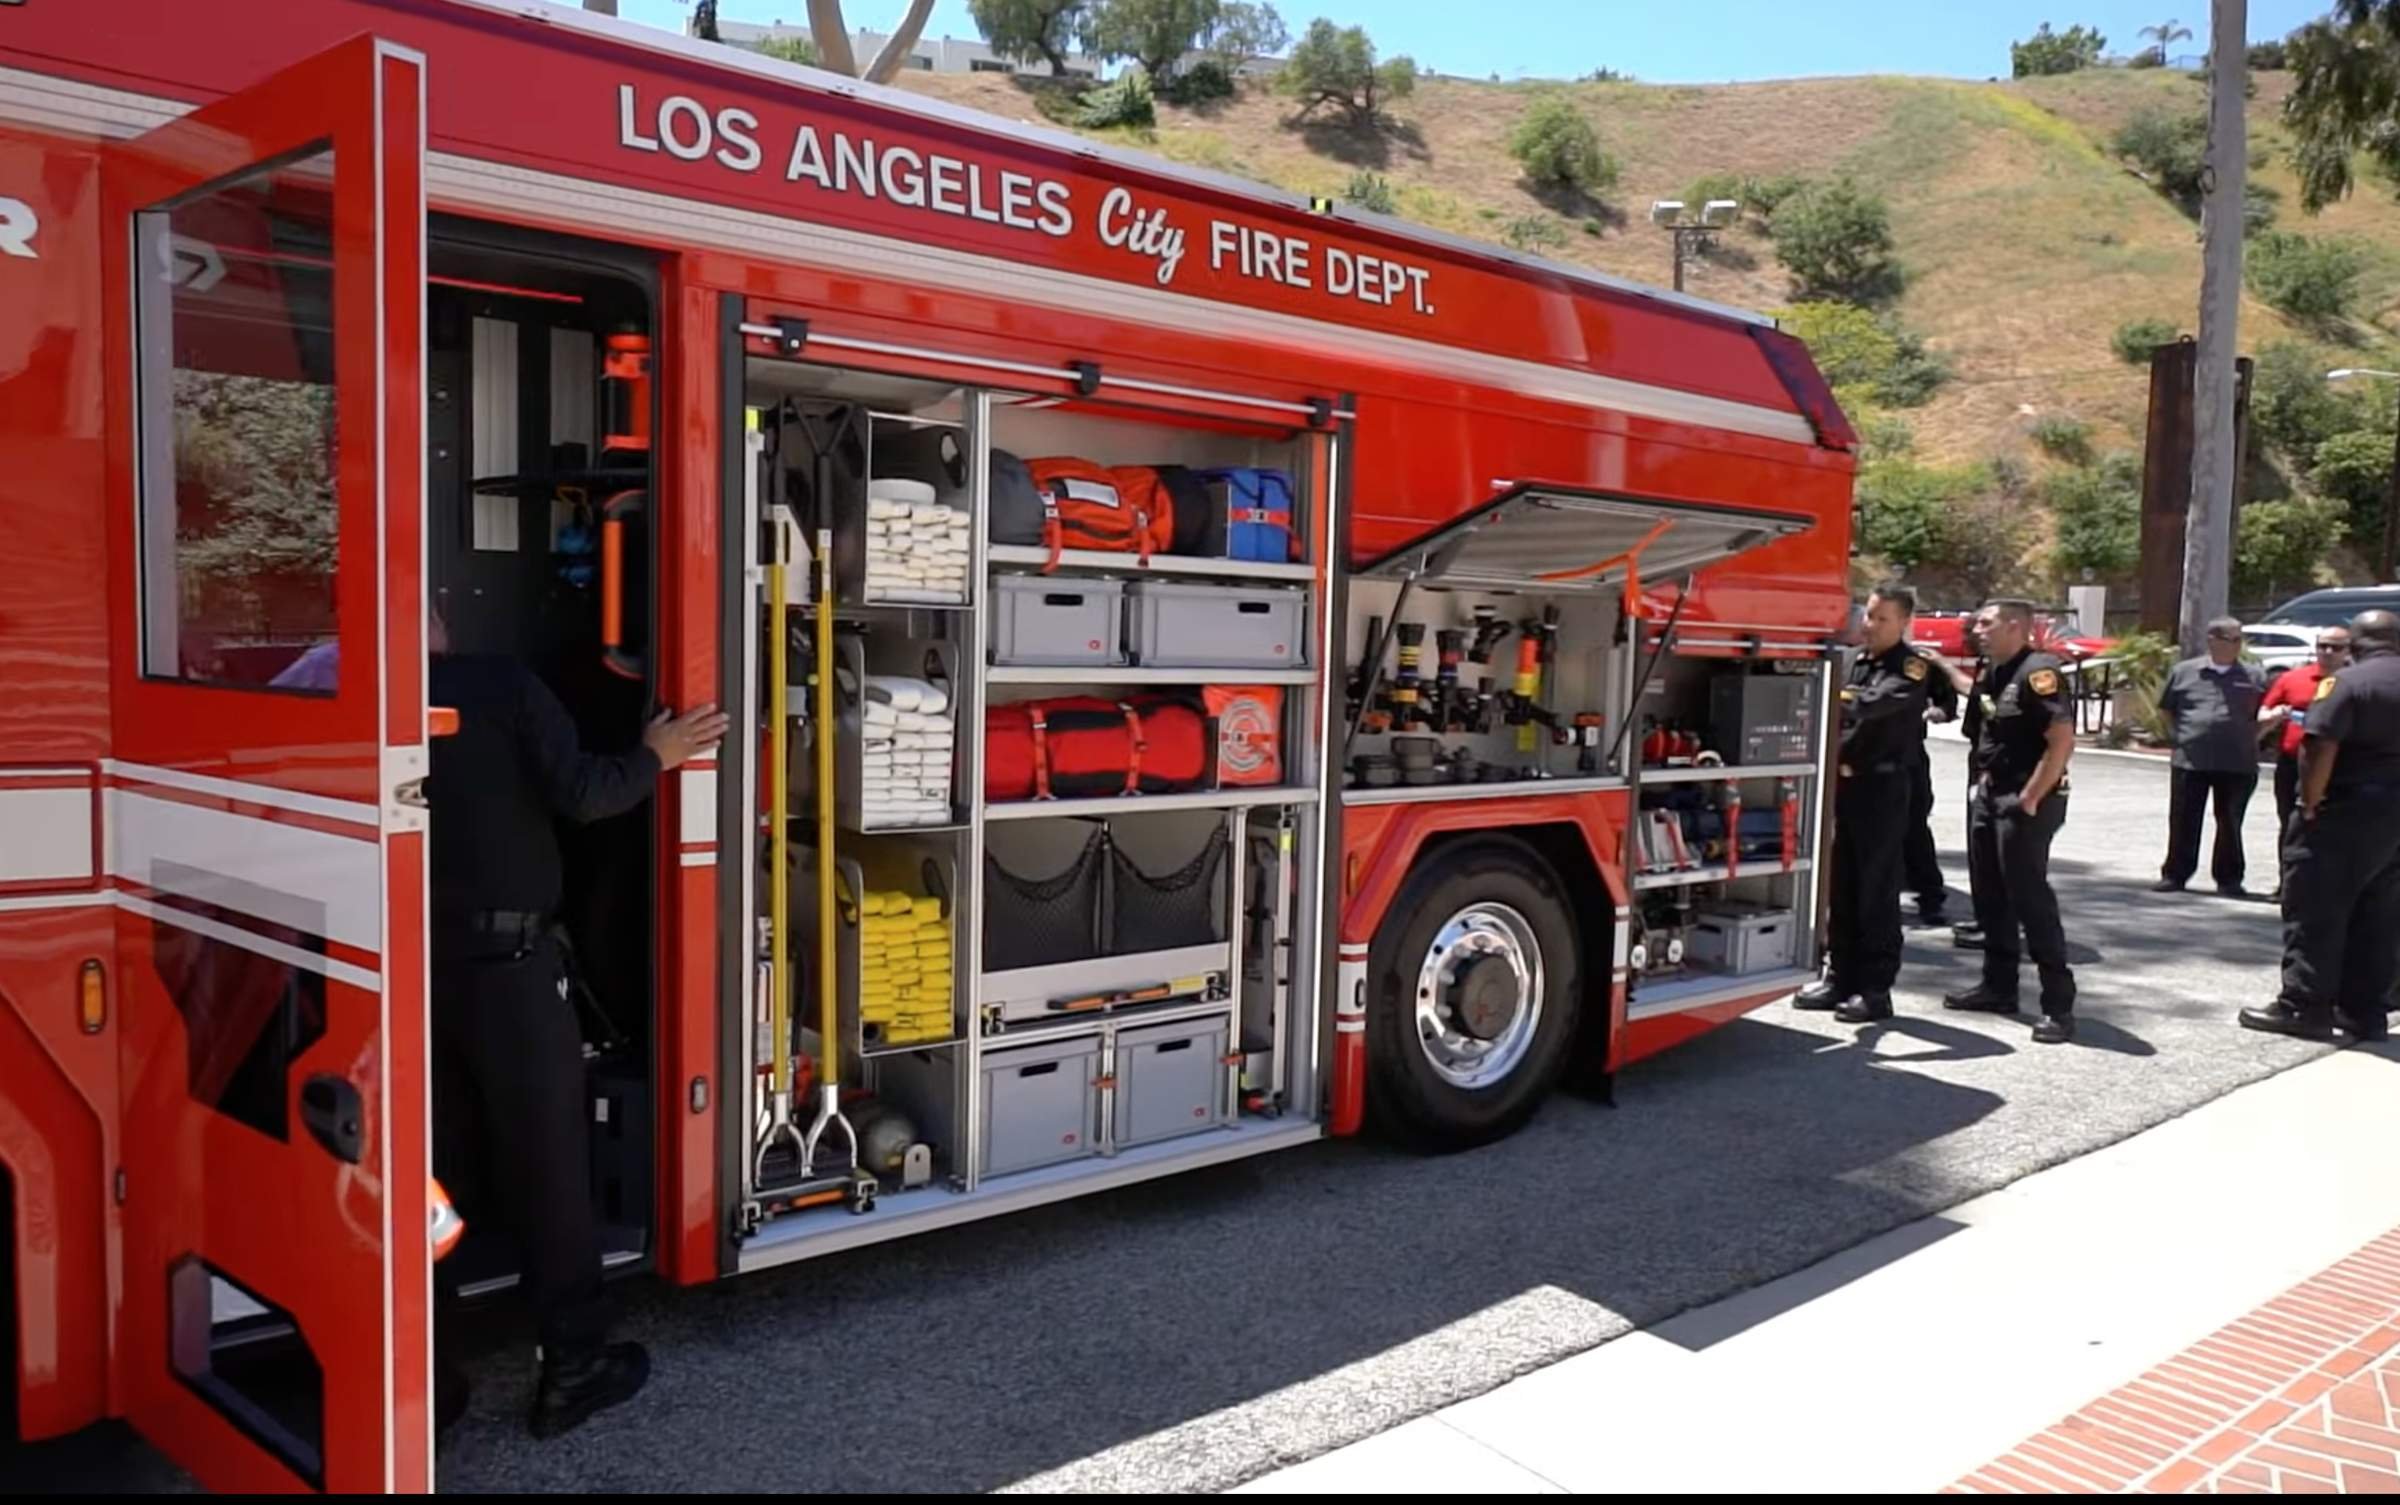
725;336;1337;1267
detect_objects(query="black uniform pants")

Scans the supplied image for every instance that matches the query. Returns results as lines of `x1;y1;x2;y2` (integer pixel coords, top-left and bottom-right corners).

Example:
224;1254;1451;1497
1829;772;1909;995
432;931;605;1355
2273;753;2302;832
1968;784;2076;1013
2277;786;2400;1026
1903;743;1947;913
2163;765;2257;890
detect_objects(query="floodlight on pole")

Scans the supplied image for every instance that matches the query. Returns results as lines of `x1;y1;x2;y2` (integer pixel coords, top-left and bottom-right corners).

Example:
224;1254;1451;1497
1651;199;1738;293
2328;369;2400;583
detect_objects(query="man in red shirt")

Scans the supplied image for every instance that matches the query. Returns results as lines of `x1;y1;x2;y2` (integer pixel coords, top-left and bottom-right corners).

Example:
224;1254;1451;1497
2260;626;2354;885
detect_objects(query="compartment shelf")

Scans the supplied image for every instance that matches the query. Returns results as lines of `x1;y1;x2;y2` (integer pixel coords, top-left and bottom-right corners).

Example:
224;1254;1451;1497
986;665;1317;685
1632;857;1813;891
1627;965;1814;1020
989;543;1314;583
985;786;1317;821
1638;761;1819;784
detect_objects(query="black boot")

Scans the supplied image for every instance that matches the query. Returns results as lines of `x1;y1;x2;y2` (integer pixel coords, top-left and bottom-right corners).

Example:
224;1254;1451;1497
2338;1012;2390;1045
1835;991;1894;1023
1793;976;1846;1011
1942;983;2021;1014
2032;1013;2076;1045
530;1341;650;1440
1950;923;1986;951
2237;1002;2335;1042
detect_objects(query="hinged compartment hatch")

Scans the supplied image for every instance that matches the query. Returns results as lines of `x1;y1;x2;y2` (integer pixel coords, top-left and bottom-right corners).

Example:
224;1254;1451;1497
1358;484;1810;592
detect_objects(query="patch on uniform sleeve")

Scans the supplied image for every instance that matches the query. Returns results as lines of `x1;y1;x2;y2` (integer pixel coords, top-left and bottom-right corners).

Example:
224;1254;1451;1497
1904;657;1928;682
2316;674;2338;702
2028;668;2060;697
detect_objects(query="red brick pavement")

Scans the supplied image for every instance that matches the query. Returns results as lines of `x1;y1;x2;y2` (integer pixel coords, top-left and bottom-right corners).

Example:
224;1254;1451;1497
1958;1228;2400;1494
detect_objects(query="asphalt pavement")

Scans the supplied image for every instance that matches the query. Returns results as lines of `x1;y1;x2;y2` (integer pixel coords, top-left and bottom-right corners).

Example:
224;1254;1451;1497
11;741;2325;1494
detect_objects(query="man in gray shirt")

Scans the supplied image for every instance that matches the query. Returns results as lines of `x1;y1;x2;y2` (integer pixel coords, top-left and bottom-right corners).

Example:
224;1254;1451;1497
2153;616;2269;896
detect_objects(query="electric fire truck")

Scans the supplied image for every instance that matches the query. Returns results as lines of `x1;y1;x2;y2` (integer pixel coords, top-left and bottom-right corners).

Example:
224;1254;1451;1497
0;1;1858;1489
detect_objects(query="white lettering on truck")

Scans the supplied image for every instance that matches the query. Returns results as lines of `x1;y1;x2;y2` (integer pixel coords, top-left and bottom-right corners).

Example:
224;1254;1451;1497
0;197;36;260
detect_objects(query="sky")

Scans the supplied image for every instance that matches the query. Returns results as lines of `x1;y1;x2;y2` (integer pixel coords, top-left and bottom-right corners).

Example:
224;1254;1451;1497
618;1;2338;85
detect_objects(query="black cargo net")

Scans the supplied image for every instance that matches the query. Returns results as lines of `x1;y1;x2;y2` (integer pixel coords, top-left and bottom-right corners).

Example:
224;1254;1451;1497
1107;825;1229;955
984;828;1105;972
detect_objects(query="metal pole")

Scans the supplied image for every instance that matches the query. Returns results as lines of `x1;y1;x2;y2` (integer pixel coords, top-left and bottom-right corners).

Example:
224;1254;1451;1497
1672;228;1687;294
2180;0;2247;653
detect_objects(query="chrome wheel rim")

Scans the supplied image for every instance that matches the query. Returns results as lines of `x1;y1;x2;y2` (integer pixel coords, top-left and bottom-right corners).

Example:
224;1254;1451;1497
1412;901;1545;1089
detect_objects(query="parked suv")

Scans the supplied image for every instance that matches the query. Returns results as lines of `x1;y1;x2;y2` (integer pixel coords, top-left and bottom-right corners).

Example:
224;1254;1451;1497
2260;586;2400;629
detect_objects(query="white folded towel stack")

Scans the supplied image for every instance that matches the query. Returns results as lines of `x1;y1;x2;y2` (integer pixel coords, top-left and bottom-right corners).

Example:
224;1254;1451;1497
856;672;955;826
864;478;970;603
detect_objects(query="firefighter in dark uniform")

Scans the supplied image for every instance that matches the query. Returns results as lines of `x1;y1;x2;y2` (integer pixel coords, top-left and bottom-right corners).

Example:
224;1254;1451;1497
1939;599;2080;1043
429;610;726;1438
1796;583;1933;1024
2239;609;2400;1043
1904;638;1960;927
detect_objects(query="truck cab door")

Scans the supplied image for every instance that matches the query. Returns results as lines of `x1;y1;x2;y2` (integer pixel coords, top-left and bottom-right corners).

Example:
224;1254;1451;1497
100;36;432;1493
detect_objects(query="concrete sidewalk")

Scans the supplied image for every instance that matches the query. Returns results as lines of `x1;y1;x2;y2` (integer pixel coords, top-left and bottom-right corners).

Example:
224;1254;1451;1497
1242;1045;2400;1495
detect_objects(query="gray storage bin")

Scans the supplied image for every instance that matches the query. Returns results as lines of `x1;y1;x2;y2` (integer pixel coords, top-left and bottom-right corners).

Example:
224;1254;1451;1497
1686;902;1797;975
991;574;1125;667
1113;1015;1229;1149
979;1034;1102;1177
1125;580;1305;669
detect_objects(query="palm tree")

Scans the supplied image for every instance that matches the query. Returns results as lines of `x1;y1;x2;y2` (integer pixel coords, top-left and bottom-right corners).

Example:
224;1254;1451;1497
2141;18;2194;66
2284;3;2400;211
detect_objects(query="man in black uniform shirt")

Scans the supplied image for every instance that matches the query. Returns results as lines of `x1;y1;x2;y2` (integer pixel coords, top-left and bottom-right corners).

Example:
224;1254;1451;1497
1937;599;2080;1043
1904;635;1960;927
1796;583;1934;1024
2239;609;2400;1043
429;614;726;1438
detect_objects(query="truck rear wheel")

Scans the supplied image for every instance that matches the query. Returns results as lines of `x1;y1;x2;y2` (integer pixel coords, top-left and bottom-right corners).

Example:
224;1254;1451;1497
1365;837;1581;1149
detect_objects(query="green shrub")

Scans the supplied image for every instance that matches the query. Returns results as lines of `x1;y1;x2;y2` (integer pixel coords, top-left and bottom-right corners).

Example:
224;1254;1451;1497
1582;217;1606;236
1343;169;1397;214
1508;95;1617;193
2012;22;2107;77
2112;317;2183;365
2246;231;2367;323
1770;177;1902;304
755;34;820;65
1850;406;1917;463
2031;413;2095;464
1279;19;1415;128
2042;458;2140;579
1160;57;1237;106
1741;172;1811;217
1683;171;1747;217
2234;495;2348;603
1585;65;1633;82
2251;341;2373;461
1857;459;1987;569
2248;38;2290;71
1073;67;1157;128
2112;107;2208;211
1501;213;1570;252
2246;181;2282;234
2315;427;2396;548
1778;302;1949;407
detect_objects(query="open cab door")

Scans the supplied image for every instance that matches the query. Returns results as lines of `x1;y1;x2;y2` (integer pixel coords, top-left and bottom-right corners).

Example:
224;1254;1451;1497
100;36;432;1492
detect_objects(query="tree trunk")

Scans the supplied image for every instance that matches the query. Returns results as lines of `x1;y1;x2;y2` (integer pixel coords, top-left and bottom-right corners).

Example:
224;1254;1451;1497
806;0;860;77
863;0;938;84
2180;0;2245;654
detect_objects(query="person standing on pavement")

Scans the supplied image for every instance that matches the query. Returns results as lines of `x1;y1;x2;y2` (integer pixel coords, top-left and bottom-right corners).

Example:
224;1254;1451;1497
2153;617;2270;898
428;614;728;1439
1949;613;1991;954
1904;639;1960;928
2238;610;2400;1044
2258;626;2353;840
1939;600;2080;1043
1796;583;1934;1025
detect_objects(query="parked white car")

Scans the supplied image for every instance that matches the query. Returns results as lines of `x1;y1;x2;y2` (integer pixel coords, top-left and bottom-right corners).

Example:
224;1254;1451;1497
2243;622;2319;678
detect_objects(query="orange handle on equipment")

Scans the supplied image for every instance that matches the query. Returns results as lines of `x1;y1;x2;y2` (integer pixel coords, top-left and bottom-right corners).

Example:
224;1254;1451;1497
599;489;645;681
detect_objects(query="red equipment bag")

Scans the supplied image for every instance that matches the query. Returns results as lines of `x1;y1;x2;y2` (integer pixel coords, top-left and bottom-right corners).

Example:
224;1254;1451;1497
985;694;1212;801
1021;458;1175;571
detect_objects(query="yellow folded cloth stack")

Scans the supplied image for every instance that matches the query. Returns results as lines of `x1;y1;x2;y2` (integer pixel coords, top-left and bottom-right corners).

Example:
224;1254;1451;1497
858;886;953;1045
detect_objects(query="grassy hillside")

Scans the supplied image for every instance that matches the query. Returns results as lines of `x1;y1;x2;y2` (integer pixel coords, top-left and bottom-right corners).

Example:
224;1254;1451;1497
897;64;2400;591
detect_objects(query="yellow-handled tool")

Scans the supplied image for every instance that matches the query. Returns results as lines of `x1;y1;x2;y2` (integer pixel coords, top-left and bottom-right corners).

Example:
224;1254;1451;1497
801;524;858;1178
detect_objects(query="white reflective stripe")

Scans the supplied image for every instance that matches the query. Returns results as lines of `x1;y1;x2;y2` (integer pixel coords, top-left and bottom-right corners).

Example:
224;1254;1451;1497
112;791;384;952
1333;1020;1366;1034
679;850;718;867
0;67;1813;448
0;890;111;913
680;767;718;846
104;758;381;829
0;787;96;884
1335;953;1368;1023
1613;921;1630;969
117;891;381;992
0;764;93;779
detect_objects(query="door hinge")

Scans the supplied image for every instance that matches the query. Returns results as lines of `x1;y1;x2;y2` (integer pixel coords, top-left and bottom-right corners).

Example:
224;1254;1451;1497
689;1076;710;1114
384;744;429;831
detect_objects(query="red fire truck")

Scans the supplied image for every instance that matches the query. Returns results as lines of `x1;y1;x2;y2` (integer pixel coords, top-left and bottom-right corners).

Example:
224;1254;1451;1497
0;1;1856;1490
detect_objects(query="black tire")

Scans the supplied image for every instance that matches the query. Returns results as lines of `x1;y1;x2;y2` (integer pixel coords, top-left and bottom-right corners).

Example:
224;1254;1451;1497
1365;836;1583;1151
